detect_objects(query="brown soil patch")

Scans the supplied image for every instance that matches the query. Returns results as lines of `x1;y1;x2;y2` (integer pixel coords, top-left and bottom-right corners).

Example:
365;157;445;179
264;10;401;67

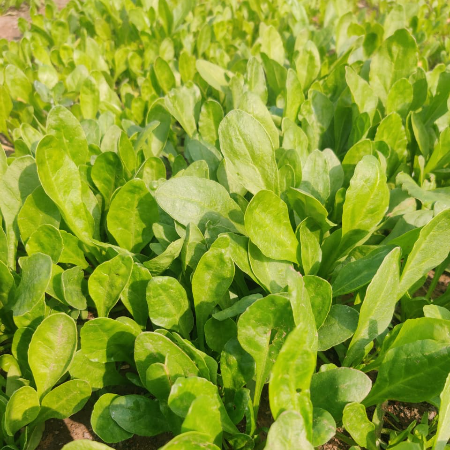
0;0;69;41
36;401;173;450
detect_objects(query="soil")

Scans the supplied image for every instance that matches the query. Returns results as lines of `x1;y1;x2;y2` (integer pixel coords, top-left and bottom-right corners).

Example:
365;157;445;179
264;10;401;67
36;399;173;450
416;270;450;299
0;0;69;41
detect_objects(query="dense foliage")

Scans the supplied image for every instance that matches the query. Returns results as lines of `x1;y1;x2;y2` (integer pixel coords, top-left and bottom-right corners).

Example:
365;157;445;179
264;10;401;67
1;0;450;448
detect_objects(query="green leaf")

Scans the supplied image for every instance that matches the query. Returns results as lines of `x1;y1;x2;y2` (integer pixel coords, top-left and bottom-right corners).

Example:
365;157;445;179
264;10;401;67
342;403;376;450
364;340;450;406
196;60;233;93
5;65;32;104
18;186;61;244
346;66;378;121
121;263;151;329
369;29;418;103
341;155;389;249
204;318;237;353
245;190;298;263
239;91;279;149
80;77;99;120
36;136;95;242
375;112;407;163
69;351;125;390
286;188;332;233
29;313;77;398
0;156;40;267
266;411;314;450
36;380;91;423
218;109;279;195
91;152;124;210
88;254;133;317
399;209;450;296
81;318;139;364
5;386;40;436
160;432;221;450
107;179;159;253
248;240;291;294
62;266;87;310
156;177;245;235
134;332;199;398
165;83;200;137
295;40;320;91
247;56;268;104
269;324;317;426
0;85;13;138
181;395;222;447
310;368;372;421
238;294;295;416
147;277;193;338
312;408;336;447
46;106;89;166
26;224;63;263
154;57;176;94
344;248;400;366
433;373;450;450
332;246;394;297
198;101;224;147
91;393;133;443
298;218;322;276
304;276;332;329
59;231;88;268
11;253;52;317
168;376;237;434
193;247;234;349
386;78;413;117
110;395;169;437
317;305;359;351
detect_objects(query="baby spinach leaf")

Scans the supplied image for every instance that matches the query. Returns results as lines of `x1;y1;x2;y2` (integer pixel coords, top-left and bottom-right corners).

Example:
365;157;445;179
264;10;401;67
121;263;151;329
266;410;314;450
110;395;169;436
36;380;91;423
192;247;234;349
219;110;279;195
369;29;418;103
91;394;133;443
88;254;133;317
17;186;61;244
245;190;298;263
29;313;77;398
345;247;400;366
107;179;159;253
11;253;52;317
36;136;95;242
317;305;359;352
25;224;63;263
399;209;450;296
238;294;295;416
147;277;193;338
156;177;245;235
365;340;450;406
160;432;221;450
5;386;40;436
81;318;139;364
46;106;89;166
342;403;376;450
433;374;450;450
310;368;372;421
269;325;317;426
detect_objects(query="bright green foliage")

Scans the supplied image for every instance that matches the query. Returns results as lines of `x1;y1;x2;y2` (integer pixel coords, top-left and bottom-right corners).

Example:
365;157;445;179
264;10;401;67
0;0;450;449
